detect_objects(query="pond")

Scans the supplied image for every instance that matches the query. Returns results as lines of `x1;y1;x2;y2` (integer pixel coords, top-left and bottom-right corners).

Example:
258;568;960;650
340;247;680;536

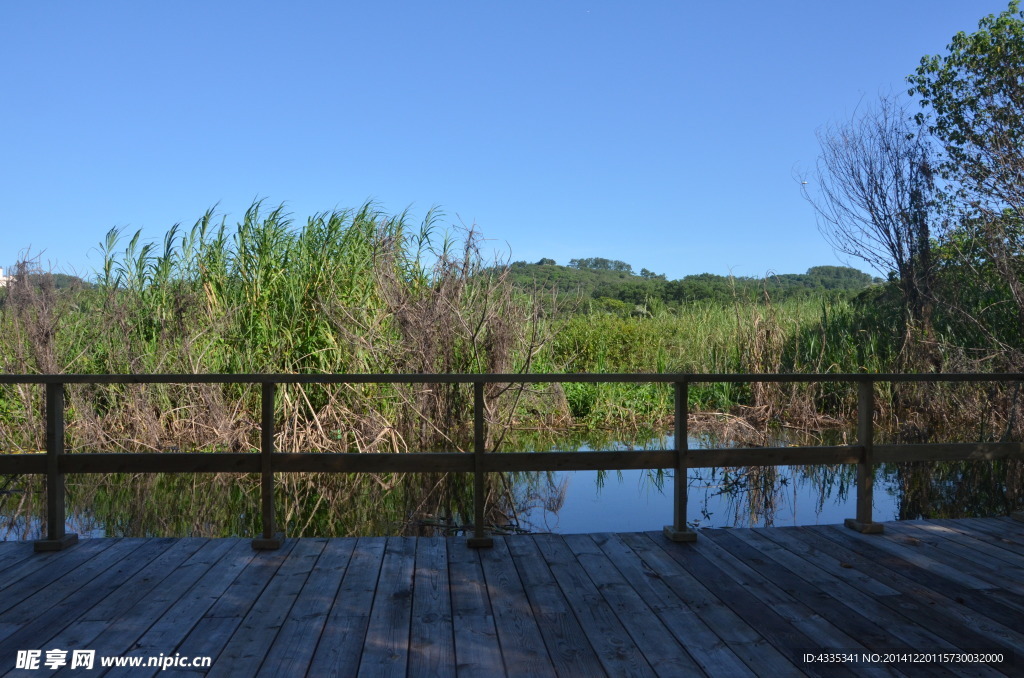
516;466;897;533
509;432;896;534
0;430;1019;540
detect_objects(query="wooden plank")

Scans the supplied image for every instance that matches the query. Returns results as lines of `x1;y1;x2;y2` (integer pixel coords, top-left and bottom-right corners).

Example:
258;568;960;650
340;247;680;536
118;539;257;676
19;538;212;672
689;446;861;468
658;531;862;678
159;616;242;677
56;538;239;676
0;455;45;473
482;451;674;472
505;534;606;677
592;533;755;677
307;537;387;678
988;516;1024;532
0;538;115;612
729;528;1003;678
884;521;1024;594
892;520;1024;569
0;540;181;675
169;540;300;675
4;620;110;676
408;537;454;678
202;540;297;619
874;532;1024;620
819;525;998;591
81;538;209;622
945;518;1024;556
357;536;416;678
0;543;36;573
706;529;960;678
5;522;1024;676
274;453;471;473
257;538;357;678
801;526;1024;655
955;518;1024;559
618;533;802;677
532;533;658;678
6;370;1019;385
446;536;503;678
562;533;704;677
753;527;900;598
478;537;556;678
791;525;1024;651
60;453;259;474
874;442;1024;463
0;539;155;645
206;538;325;678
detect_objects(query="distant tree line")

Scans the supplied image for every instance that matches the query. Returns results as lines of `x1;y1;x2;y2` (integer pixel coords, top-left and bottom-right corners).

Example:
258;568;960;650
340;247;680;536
507;259;878;310
567;257;634;273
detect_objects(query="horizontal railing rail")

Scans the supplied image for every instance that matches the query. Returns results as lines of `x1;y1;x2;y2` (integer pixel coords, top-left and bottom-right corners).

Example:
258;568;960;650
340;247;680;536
1;373;1022;550
2;372;1024;384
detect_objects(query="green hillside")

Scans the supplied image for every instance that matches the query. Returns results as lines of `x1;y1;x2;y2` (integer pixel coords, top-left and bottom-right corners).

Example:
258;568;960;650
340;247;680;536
507;258;879;312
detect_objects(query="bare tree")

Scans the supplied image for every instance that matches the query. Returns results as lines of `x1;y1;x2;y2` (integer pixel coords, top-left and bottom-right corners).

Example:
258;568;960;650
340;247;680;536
803;96;938;343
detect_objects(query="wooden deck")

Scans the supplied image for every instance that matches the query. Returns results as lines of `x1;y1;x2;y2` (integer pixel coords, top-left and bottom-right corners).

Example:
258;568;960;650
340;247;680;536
1;519;1022;677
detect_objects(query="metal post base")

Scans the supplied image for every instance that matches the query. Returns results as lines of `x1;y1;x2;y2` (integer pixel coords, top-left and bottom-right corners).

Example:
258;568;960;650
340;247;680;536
467;537;493;549
34;533;79;552
663;525;698;542
252;535;284;550
844;518;884;534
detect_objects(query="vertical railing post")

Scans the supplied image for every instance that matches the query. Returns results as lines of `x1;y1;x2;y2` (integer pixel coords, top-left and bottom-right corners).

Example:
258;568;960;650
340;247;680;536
468;380;493;548
664;379;697;542
253;381;282;549
845;378;883;534
35;381;78;551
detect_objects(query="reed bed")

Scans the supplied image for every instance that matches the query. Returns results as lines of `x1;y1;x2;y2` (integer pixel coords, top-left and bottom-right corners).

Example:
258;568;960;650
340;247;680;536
2;202;1022;537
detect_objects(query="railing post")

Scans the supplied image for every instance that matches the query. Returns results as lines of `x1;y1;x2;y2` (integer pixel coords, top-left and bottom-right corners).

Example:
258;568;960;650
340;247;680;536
253;381;282;549
468;380;493;548
664;380;697;542
35;381;78;551
845;378;883;534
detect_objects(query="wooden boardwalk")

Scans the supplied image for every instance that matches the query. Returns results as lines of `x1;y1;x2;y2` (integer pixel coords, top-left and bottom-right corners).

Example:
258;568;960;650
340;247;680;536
0;519;1022;677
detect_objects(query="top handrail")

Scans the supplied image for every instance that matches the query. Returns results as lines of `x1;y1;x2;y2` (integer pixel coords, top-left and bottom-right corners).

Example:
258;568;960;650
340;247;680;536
0;372;1022;384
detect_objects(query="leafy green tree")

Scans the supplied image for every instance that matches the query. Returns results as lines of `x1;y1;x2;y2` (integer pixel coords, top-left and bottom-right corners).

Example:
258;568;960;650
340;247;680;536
909;1;1024;208
568;257;633;273
804;266;876;290
909;1;1024;350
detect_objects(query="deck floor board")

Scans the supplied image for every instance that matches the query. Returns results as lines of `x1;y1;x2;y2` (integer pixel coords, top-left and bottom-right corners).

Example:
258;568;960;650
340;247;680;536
1;519;1021;677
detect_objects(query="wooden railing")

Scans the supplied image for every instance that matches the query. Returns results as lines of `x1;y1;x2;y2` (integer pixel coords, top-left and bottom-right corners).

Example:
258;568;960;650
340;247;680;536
1;373;1022;551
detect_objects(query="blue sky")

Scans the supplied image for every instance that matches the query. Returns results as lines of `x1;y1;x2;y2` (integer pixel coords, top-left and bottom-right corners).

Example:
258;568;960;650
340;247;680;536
1;2;1012;281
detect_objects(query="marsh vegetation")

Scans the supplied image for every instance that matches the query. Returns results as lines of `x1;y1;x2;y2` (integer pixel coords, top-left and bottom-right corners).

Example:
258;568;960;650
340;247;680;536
0;199;1022;538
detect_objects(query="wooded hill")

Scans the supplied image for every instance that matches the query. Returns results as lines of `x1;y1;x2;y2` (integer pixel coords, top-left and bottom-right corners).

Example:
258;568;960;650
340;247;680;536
507;258;880;311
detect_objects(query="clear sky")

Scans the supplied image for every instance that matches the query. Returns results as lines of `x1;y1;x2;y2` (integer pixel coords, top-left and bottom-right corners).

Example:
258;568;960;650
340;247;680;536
1;1;1012;281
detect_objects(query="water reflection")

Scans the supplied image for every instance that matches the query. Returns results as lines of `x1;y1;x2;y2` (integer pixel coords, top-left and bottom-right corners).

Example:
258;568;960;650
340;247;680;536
1;429;1022;540
509;433;883;533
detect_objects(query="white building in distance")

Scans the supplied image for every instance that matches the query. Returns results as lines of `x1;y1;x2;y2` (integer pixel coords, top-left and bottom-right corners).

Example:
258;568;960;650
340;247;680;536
0;267;13;287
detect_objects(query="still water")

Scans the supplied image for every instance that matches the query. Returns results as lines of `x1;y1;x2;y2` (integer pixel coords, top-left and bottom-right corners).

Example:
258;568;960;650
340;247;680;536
1;430;1017;539
513;433;899;534
518;467;899;534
